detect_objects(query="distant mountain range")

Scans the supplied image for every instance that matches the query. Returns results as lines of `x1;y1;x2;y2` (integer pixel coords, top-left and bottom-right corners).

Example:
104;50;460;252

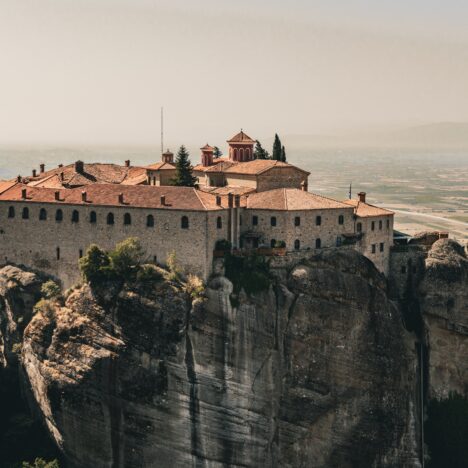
277;122;468;150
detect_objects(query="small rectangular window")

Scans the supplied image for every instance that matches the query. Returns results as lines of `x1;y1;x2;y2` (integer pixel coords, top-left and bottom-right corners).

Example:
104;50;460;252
294;216;300;227
271;216;277;227
379;220;383;230
252;215;258;226
79;249;83;258
387;219;390;229
371;221;375;231
56;247;61;260
380;242;384;252
316;216;322;226
372;244;376;254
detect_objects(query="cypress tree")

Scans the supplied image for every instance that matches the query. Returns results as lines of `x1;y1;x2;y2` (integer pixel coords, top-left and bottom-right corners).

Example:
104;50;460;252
281;145;287;162
213;146;223;158
254;140;270;160
272;133;282;160
171;145;197;187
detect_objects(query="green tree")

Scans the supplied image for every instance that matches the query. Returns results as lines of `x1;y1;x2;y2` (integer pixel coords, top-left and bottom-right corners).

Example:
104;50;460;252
41;281;61;300
22;458;60;468
213;146;223;158
281;145;287;162
79;244;111;285
109;237;145;281
254;140;270;160
171;145;197;187
272;134;282;160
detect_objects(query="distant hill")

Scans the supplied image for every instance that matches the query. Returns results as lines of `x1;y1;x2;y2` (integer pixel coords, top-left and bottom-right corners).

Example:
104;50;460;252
276;123;468;150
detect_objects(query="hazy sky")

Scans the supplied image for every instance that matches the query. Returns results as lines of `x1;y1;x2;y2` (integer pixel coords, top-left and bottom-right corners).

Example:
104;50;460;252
1;0;467;146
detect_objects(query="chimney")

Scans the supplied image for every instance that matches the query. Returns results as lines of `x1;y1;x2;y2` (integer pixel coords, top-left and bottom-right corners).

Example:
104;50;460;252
81;191;87;202
358;192;366;203
216;195;222;206
40;163;45;173
75;160;84;174
234;195;241;208
58;164;63;168
60;172;64;181
54;191;61;201
32;169;37;177
160;195;166;206
301;180;308;192
118;193;124;204
16;175;22;183
228;193;234;208
125;160;130;167
21;188;27;199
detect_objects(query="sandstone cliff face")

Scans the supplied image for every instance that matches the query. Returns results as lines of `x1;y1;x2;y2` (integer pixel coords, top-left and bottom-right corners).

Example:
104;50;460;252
19;250;421;468
419;239;468;398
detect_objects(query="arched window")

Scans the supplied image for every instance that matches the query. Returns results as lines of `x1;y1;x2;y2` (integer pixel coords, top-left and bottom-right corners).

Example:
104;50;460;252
239;148;244;161
270;216;277;227
147;214;154;227
316;215;321;226
294;239;300;250
357;222;362;232
39;208;47;221
22;207;29;219
55;209;63;222
315;238;321;249
216;216;222;229
107;213;114;225
181;216;189;229
124;213;132;225
90;211;97;223
338;215;344;225
270;239;276;248
8;206;15;218
233;148;238;161
72;210;79;223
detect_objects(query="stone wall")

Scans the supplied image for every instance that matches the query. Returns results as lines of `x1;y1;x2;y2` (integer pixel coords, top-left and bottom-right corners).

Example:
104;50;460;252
256;167;307;192
0;201;229;288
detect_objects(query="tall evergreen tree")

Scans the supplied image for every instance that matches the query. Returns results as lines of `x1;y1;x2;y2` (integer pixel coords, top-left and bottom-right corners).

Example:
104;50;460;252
254;140;270;160
213;146;223;158
272;133;282;160
281;145;287;162
171;145;197;187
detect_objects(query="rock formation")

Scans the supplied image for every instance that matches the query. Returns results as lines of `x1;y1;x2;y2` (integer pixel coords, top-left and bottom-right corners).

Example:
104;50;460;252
18;250;420;467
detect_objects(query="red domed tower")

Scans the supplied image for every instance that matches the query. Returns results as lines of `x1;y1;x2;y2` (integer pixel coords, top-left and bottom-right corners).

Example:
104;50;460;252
162;149;174;164
200;144;215;167
227;130;255;162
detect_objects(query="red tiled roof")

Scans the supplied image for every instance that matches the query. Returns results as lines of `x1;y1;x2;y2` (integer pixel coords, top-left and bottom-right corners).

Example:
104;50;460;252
224;159;309;176
199;186;256;196
227;130;255;144
0;184;229;211
193;159;237;173
246;189;352;211
0;180;18;195
200;144;214;151
146;162;176;171
28;174;66;189
343;199;394;217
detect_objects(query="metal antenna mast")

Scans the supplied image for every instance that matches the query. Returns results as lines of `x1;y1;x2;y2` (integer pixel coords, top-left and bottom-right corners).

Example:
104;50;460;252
349;182;352;199
160;107;164;156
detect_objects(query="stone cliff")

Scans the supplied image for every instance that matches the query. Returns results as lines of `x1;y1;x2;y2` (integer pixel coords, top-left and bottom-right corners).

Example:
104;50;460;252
1;240;466;467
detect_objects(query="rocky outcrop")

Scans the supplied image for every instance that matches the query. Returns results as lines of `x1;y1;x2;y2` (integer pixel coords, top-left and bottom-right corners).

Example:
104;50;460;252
18;250;421;467
419;239;468;398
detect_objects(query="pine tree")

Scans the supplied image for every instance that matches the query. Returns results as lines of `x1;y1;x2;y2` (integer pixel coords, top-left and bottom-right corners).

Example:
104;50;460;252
213;146;223;158
272;134;282;160
281;145;286;162
171;145;197;187
254;140;270;160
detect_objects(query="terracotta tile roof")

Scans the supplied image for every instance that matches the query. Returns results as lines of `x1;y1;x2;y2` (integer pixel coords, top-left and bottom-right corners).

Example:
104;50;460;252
0;180;17;195
0;184;229;211
199;186;256;196
200;144;214;151
246;188;353;211
146;162;176;171
343;199;394;217
28;174;66;189
227;130;255;144
224;159;310;176
193;160;237;173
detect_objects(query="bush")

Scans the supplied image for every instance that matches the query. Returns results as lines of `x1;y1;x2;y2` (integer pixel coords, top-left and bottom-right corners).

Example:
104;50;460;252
215;239;232;251
185;274;205;299
109;237;144;281
274;240;286;248
166;251;181;281
224;253;271;296
136;264;163;286
79;244;111;285
425;392;468;467
22;458;60;468
41;281;61;300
